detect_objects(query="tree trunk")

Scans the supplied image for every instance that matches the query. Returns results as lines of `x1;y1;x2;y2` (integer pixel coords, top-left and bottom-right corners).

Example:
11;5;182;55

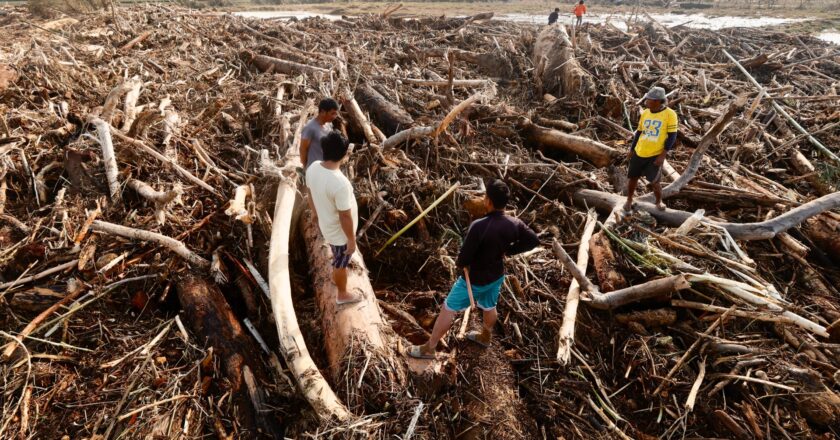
354;83;414;136
589;231;627;292
301;212;407;411
804;215;840;262
517;119;619;168
587;275;690;310
532;24;595;98
245;51;329;75
176;275;275;437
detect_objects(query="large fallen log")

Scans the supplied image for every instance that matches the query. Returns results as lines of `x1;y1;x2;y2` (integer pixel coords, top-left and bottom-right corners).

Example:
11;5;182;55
576;189;840;240
176;275;277;437
301;212;407;410
517;118;620;168
355;83;414;136
266;103;351;420
532;24;596;98
589;231;627;292
244;51;330;76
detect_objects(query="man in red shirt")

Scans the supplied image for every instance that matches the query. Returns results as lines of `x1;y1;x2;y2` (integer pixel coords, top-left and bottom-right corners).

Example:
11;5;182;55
573;0;586;27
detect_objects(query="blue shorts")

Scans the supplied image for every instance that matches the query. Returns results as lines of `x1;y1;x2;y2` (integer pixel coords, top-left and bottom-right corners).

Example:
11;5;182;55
444;276;505;312
329;244;352;269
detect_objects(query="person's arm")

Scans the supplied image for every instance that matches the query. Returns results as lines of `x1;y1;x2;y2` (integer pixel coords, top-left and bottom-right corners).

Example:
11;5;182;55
300;138;311;167
628;130;641;158
656;112;678;165
455;222;481;270
304;174;318;224
507;221;540;256
338;209;356;256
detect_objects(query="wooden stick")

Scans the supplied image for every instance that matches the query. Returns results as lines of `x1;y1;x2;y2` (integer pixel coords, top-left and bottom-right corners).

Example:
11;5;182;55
0;260;78;291
684;357;706;412
2;281;85;360
671;299;795;324
557;210;597;364
110;128;217;195
376;182;459;255
90;118;121;202
552;238;599;294
653;306;735;396
91;220;209;269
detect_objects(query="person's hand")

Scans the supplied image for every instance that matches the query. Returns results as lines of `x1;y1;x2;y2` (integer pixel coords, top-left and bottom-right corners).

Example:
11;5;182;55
333;116;345;131
654;153;666;166
344;241;357;257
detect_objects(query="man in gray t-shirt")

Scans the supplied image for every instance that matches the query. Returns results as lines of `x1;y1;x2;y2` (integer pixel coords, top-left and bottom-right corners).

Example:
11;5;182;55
301;98;340;169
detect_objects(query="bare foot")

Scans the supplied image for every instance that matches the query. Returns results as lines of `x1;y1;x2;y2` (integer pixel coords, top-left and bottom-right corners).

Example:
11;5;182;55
336;290;363;305
622;200;633;213
656;201;666;211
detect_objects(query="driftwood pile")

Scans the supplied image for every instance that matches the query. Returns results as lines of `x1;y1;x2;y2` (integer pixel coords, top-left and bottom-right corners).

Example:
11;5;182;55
0;3;839;439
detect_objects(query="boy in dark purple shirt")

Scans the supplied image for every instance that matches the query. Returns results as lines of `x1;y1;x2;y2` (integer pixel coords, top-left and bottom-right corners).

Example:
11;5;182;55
409;180;539;358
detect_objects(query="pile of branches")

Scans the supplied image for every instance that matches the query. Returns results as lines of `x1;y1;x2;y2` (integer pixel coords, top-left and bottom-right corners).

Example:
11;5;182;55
0;3;838;439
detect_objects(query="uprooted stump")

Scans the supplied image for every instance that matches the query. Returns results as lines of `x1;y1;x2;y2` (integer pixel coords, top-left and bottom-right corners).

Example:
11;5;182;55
517;118;620;168
532;24;596;98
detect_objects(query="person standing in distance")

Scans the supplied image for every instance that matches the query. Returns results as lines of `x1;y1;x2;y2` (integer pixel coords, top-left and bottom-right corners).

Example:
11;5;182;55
573;0;587;28
548;7;560;24
306;131;362;305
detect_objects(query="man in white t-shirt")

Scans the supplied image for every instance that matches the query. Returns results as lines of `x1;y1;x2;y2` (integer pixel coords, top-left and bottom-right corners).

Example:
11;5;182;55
305;130;361;305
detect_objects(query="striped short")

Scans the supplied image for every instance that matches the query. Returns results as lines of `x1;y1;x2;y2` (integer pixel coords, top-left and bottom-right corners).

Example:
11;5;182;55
329;244;352;269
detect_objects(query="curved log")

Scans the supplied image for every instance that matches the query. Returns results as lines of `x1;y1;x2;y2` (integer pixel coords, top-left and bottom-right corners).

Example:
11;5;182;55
575;189;840;241
517;119;619;168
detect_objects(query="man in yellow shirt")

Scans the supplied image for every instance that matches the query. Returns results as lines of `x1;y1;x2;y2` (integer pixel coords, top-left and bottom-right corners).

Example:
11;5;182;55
624;86;678;212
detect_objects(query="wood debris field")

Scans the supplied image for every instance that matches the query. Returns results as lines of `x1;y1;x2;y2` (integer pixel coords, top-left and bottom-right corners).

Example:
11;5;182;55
0;3;839;439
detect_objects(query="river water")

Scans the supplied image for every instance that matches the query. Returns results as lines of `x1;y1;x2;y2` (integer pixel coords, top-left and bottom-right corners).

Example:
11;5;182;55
234;11;836;45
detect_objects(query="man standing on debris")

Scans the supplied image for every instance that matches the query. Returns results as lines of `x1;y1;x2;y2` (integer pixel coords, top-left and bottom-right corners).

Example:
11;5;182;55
301;98;340;169
306;130;362;305
624;86;678;212
548;7;560;25
573;0;586;27
409;180;539;359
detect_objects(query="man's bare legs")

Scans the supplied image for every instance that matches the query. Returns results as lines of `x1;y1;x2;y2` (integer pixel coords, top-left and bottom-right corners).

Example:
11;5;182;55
649;180;665;210
474;308;497;344
333;267;360;303
624;177;640;212
419;307;456;354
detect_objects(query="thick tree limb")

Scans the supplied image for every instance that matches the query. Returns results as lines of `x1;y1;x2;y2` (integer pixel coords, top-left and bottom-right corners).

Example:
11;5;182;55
90;118;121;202
518;118;620;168
91;220;209;269
575;189;840;240
557;210;597;364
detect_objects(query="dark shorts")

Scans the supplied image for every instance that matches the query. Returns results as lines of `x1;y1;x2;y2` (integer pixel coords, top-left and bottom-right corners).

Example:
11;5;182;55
329;244;352;269
628;151;662;183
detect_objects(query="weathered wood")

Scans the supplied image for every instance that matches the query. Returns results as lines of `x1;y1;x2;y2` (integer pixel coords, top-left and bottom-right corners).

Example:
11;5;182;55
518;119;619;168
589;231;627;292
245;51;330;76
587;275;690;310
532;24;595;98
355;83;415;136
301;211;407;410
576;189;840;241
557;210;597;364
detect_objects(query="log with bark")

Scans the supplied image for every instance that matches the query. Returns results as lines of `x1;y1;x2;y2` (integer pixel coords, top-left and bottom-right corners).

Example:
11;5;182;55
517;118;620;168
301;211;407;410
176;275;279;437
355;83;415;136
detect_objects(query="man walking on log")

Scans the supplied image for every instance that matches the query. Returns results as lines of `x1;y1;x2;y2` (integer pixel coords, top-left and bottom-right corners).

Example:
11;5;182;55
624;86;678;213
409;180;539;359
548;7;560;25
301;98;340;169
573;0;586;28
306;131;362;305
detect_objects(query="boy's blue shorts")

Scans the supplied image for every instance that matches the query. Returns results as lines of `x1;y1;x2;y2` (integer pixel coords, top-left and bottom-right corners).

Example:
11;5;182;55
444;276;505;312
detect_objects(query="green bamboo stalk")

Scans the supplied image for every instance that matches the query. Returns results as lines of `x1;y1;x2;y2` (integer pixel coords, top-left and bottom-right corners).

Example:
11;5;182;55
375;182;460;256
